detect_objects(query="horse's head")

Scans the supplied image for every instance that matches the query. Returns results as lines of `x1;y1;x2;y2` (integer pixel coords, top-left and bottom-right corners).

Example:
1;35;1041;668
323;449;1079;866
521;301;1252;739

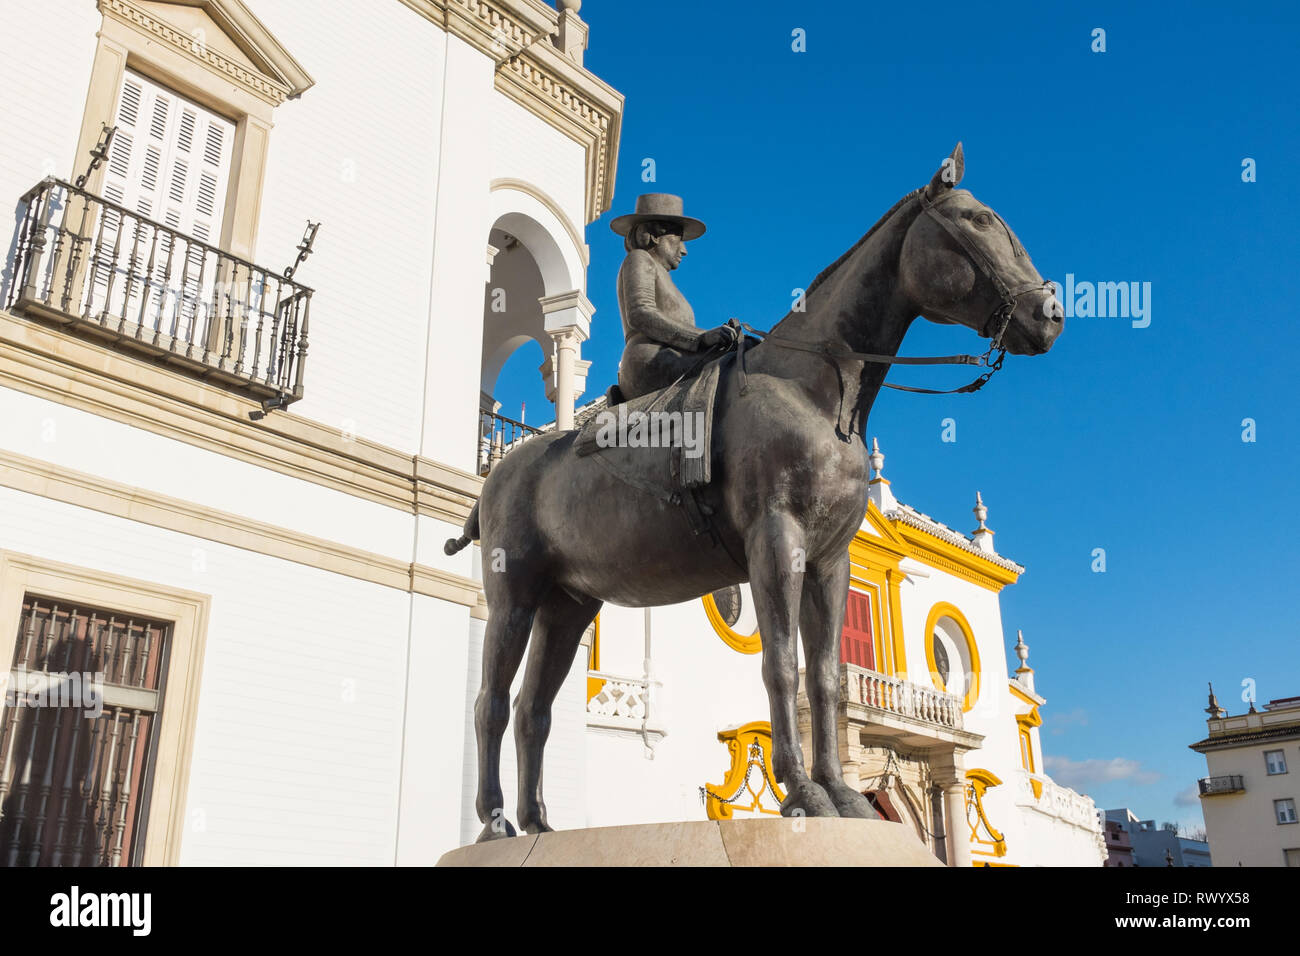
898;143;1062;356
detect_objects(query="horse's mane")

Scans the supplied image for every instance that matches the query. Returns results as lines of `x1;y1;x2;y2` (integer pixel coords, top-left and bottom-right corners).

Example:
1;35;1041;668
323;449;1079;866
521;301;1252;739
802;187;923;299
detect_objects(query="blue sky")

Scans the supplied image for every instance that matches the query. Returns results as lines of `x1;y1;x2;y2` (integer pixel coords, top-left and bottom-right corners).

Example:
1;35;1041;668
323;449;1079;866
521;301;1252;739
493;0;1300;831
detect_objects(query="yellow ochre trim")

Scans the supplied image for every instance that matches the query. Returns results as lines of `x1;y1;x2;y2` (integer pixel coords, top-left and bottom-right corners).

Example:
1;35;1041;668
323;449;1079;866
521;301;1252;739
891;522;1020;593
965;768;1007;858
703;721;784;820
586;614;604;702
1008;682;1043;708
924;602;981;712
702;590;761;655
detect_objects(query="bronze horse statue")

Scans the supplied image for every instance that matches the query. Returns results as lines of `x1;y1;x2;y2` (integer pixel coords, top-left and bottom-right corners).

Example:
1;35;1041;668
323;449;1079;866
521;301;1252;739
446;144;1063;842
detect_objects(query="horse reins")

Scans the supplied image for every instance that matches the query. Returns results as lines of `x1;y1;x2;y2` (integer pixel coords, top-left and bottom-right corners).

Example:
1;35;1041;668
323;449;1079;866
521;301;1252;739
735;187;1053;396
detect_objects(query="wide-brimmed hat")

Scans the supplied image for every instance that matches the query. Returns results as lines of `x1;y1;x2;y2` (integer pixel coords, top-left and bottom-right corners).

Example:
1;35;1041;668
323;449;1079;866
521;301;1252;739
610;193;706;240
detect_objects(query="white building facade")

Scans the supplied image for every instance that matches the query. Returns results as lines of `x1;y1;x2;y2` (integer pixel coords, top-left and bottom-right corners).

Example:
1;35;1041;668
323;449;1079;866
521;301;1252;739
0;0;1102;867
1192;691;1300;867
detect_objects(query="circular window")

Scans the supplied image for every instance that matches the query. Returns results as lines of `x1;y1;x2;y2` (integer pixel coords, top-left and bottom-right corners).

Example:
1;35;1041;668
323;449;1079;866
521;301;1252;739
923;602;981;711
702;584;761;654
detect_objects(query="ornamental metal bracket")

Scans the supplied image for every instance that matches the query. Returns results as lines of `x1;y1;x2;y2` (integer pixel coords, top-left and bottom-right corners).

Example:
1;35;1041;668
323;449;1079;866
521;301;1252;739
75;124;117;188
283;221;319;280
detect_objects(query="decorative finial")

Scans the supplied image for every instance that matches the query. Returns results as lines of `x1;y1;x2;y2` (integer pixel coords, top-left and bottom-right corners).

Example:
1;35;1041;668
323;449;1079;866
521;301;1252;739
970;491;995;552
1014;629;1029;667
557;0;581;10
869;437;885;479
1205;682;1225;718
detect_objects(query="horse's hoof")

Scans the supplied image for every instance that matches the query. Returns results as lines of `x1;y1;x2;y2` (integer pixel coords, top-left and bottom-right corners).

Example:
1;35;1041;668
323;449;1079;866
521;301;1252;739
819;779;880;819
521;820;554;835
475;816;518;843
779;778;838;818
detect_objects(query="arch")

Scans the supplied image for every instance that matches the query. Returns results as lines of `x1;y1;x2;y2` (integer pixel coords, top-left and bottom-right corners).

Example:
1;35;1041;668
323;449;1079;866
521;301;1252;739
923;602;981;712
487;184;586;298
479;186;589;416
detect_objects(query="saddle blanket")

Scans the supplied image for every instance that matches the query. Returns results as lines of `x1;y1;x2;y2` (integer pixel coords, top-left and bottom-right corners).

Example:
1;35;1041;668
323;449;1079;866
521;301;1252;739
575;355;724;489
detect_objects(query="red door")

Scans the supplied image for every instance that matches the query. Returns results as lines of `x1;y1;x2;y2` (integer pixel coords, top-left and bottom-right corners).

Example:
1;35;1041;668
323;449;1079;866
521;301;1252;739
840;590;874;669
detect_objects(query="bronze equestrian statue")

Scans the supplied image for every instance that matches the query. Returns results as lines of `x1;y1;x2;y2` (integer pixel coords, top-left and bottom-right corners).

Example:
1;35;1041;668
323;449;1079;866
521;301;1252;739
446;145;1063;842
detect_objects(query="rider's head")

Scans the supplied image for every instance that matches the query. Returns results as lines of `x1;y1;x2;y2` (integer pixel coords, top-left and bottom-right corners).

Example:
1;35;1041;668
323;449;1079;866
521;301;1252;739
627;220;686;268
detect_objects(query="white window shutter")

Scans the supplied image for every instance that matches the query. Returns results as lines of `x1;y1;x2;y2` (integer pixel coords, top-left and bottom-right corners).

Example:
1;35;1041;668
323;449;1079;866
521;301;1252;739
94;70;235;334
101;70;234;241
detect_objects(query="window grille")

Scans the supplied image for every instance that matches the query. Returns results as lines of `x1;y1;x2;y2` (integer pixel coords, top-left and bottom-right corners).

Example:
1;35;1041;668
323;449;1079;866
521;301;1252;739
0;596;170;866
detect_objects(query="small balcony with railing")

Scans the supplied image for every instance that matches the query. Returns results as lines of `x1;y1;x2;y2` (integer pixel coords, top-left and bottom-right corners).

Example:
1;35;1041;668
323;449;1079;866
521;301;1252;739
477;409;541;477
6;176;315;412
799;662;984;754
1198;774;1245;796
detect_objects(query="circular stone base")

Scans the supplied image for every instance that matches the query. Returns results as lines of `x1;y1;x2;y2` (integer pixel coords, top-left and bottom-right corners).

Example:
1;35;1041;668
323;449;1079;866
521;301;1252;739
436;817;945;867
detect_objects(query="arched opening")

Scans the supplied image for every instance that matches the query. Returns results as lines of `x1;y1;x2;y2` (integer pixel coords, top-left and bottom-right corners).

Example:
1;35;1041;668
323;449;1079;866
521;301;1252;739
477;192;588;474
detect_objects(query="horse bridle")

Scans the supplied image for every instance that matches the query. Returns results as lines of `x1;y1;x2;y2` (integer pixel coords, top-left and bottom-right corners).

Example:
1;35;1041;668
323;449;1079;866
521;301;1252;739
737;187;1053;395
917;186;1054;360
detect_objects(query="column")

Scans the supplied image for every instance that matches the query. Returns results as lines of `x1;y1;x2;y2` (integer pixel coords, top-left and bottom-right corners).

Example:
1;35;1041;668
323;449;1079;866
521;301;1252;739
539;290;593;430
943;782;973;868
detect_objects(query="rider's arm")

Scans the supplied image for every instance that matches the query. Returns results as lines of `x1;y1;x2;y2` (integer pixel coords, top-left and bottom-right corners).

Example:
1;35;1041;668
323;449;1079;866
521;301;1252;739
622;250;707;351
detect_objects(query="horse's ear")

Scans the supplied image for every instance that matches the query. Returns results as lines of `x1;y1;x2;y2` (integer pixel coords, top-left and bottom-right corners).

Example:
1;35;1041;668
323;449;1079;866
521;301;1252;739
925;142;964;198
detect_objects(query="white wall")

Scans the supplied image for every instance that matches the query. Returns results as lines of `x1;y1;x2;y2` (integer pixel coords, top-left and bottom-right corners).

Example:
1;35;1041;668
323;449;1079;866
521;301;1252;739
0;0;99;213
0;482;459;865
252;0;448;455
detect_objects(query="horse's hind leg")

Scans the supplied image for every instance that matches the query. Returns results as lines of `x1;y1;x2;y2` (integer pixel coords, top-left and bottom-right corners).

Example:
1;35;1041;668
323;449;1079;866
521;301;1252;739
474;600;537;843
800;551;879;819
514;588;602;834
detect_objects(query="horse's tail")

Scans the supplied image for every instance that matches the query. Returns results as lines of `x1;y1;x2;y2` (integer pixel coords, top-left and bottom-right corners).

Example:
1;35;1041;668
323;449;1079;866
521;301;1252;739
444;500;480;555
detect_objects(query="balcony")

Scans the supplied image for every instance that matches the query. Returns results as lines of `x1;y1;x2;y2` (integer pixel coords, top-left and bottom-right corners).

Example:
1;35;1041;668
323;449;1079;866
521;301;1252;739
799;663;984;753
1198;774;1245;796
585;670;667;750
847;666;965;731
478;409;540;476
7;178;313;409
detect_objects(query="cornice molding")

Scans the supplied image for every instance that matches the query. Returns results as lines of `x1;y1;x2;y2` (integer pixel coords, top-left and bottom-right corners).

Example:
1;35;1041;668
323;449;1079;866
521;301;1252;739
0;309;480;524
0;446;482;608
399;0;623;223
99;0;315;105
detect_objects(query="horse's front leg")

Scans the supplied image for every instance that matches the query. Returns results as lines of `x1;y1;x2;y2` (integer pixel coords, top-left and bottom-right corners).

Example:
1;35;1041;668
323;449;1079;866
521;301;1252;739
746;512;837;818
800;551;879;819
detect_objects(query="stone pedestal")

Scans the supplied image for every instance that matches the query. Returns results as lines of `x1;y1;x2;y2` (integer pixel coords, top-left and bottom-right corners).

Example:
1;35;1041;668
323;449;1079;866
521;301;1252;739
436;818;944;867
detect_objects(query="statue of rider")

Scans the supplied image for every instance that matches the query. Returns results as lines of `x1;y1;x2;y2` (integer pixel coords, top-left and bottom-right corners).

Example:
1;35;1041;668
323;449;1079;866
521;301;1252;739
608;193;738;403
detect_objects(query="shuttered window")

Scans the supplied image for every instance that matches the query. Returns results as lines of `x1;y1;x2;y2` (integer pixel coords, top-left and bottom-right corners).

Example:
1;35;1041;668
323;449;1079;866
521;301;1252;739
88;71;235;331
104;70;233;241
840;590;875;669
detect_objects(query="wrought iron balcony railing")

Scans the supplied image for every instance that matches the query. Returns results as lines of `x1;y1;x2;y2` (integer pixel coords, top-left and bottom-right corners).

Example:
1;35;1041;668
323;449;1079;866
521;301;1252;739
1198;774;1245;796
478;410;540;476
7;178;313;407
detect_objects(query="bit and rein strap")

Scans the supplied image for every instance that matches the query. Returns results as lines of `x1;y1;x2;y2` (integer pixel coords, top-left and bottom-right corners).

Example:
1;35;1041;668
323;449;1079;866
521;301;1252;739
734;187;1053;396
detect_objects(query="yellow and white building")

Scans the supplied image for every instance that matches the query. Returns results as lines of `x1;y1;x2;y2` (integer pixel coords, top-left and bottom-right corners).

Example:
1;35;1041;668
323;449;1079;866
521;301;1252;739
0;0;1102;866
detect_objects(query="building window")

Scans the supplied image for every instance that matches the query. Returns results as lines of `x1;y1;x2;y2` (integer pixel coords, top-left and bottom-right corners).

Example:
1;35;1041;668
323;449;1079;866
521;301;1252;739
106;71;234;245
0;551;210;866
1265;749;1288;775
1284;848;1300;867
1276;799;1298;825
0;596;170;866
840;590;874;669
924;602;981;712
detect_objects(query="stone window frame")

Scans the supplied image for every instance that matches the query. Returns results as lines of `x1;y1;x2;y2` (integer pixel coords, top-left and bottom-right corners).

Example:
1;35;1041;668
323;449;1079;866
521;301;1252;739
74;0;314;263
0;549;212;866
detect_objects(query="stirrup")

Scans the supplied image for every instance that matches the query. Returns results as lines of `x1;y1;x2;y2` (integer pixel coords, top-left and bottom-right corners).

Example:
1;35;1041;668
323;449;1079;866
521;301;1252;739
605;384;627;407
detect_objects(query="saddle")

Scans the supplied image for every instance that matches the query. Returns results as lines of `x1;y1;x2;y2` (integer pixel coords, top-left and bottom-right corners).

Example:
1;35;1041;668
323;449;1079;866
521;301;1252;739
574;354;730;545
